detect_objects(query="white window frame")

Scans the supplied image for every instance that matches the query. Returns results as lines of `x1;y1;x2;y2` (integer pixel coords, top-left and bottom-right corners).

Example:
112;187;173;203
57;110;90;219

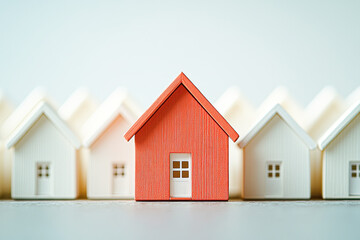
170;153;191;182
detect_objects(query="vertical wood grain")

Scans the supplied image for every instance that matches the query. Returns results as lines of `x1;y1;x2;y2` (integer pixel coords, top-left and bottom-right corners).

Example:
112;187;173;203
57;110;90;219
135;85;229;200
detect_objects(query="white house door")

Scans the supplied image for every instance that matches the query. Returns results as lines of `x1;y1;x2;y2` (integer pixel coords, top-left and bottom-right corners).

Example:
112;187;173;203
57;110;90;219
36;162;52;196
170;153;191;198
112;163;130;195
349;162;360;196
265;162;282;197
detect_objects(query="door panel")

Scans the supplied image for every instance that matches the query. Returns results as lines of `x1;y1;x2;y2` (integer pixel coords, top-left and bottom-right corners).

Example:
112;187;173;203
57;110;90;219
349;162;360;196
112;163;130;195
36;162;52;196
170;153;191;198
265;162;282;197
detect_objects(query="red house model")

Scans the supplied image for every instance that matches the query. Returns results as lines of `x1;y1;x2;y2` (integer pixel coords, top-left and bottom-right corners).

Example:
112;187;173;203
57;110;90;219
124;73;239;200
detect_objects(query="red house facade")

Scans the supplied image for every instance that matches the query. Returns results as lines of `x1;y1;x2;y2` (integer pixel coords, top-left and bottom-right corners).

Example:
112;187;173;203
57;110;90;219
124;73;239;200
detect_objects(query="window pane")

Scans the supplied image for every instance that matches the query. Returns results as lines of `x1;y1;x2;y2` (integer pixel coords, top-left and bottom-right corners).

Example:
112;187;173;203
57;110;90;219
268;165;273;170
173;171;180;178
275;172;280;178
352;173;357;178
182;171;189;178
275;165;280;170
173;161;180;169
268;172;273;178
352;165;357;171
182;161;189;169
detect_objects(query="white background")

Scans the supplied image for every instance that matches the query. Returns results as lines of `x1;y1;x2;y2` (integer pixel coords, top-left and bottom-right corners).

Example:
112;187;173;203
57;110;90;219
1;0;359;108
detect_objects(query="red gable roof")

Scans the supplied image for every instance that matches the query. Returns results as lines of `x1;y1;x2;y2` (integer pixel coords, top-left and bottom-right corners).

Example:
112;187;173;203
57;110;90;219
124;72;239;142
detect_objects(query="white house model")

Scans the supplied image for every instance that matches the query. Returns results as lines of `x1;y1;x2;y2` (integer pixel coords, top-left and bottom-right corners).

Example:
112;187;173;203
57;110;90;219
0;87;57;198
257;86;304;126
0;91;14;197
59;88;99;139
59;88;99;198
238;104;316;199
319;101;360;199
6;101;81;199
302;87;347;198
82;89;141;199
215;87;255;197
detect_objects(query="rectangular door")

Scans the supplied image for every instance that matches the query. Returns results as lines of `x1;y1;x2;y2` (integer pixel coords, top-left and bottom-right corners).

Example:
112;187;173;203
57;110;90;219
349;162;360;196
170;153;191;198
112;163;130;195
265;162;282;197
36;162;52;196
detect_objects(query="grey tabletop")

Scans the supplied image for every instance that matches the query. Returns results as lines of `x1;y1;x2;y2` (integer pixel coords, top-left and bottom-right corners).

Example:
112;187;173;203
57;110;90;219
0;200;357;240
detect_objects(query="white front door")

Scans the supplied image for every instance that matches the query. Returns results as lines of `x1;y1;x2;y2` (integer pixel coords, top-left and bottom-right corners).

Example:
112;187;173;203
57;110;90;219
349;162;360;196
170;153;191;198
265;162;282;197
112;163;130;195
36;162;52;196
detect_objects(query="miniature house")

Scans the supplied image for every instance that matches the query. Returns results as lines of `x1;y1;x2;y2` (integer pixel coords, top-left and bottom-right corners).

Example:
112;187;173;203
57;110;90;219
6;101;80;199
1;87;57;198
124;73;239;201
59;88;99;198
257;86;305;126
303;87;347;198
215;87;255;197
82;88;141;199
319;101;360;199
0;91;14;198
238;104;316;199
59;88;99;139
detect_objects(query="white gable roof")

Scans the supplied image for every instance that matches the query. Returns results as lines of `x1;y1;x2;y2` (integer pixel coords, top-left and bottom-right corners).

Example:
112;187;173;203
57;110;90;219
6;101;81;149
0;87;57;138
318;101;360;150
215;87;254;116
303;86;345;130
257;86;304;124
238;104;316;149
59;88;99;121
82;88;142;148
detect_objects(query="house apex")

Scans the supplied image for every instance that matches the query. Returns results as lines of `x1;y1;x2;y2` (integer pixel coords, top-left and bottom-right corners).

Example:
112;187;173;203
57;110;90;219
124;73;239;142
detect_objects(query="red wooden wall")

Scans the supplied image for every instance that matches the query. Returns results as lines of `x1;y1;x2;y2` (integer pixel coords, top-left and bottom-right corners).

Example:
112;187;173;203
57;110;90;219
135;84;229;200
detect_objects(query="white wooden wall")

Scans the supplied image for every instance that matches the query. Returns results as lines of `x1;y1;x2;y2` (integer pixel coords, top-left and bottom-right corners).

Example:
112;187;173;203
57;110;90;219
87;115;135;199
243;114;310;199
12;115;78;199
323;113;360;199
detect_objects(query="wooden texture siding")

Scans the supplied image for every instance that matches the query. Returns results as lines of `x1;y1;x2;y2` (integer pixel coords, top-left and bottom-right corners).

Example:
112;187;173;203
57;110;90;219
323;113;360;199
135;85;229;200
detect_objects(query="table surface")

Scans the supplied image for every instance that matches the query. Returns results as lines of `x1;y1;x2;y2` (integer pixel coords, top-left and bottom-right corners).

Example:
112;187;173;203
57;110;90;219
0;200;358;240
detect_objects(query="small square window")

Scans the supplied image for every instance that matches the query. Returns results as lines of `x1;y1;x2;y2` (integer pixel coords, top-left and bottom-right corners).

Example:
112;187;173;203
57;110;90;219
275;172;280;178
268;165;273;170
275;165;280;171
173;161;180;169
268;172;273;178
352;165;357;171
182;161;189;169
173;171;180;178
182;171;189;178
352;173;357;178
